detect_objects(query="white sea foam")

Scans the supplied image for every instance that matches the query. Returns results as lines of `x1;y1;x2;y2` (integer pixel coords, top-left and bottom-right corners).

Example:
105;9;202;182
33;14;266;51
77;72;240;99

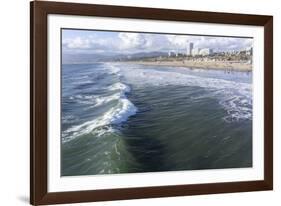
62;96;137;142
108;82;131;93
62;115;77;124
93;93;120;107
69;94;97;105
106;63;121;74
89;83;131;107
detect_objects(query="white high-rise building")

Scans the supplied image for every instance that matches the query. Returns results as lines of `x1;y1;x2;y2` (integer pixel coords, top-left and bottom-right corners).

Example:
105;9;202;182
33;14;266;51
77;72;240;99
246;47;253;55
191;48;200;56
199;48;213;56
186;42;194;56
168;50;177;57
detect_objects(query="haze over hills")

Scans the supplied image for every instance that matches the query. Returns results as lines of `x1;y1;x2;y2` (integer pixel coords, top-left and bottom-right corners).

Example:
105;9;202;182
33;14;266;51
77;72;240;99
62;51;168;64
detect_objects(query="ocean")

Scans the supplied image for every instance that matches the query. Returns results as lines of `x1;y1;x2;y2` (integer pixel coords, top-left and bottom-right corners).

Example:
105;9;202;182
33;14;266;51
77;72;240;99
61;62;252;176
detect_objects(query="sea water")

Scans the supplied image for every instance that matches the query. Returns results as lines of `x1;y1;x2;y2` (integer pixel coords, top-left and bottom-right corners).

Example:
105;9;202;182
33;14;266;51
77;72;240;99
61;63;252;176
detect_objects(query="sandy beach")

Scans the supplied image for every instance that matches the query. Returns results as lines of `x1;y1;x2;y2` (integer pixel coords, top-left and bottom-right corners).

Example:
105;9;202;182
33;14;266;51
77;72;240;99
122;60;252;72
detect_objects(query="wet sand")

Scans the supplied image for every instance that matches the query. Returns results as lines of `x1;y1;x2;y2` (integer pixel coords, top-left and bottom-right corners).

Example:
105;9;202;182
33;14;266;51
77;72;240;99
122;60;252;72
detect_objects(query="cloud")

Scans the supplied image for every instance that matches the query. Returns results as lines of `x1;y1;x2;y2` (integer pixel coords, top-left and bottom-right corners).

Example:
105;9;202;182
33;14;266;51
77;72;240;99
116;33;172;52
166;35;189;48
63;37;91;49
118;33;148;50
62;34;119;53
190;36;253;52
62;31;253;54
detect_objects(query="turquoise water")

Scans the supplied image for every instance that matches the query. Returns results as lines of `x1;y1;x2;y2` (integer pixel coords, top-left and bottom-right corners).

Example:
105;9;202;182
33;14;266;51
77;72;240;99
61;63;252;176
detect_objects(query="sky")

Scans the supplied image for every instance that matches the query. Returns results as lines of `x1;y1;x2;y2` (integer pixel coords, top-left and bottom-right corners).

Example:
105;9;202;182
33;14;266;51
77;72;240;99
62;29;253;55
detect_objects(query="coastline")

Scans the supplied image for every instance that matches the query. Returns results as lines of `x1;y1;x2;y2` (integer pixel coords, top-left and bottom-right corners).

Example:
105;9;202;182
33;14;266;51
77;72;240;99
117;60;252;72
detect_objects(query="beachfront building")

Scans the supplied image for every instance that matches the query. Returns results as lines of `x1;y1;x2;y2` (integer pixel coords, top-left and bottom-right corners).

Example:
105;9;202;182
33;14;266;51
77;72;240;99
191;48;200;56
228;50;239;55
186;42;194;56
199;48;213;56
246;47;253;55
168;50;178;57
190;46;213;56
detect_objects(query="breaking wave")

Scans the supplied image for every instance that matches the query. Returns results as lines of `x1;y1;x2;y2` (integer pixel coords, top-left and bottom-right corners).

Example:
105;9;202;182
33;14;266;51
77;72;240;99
62;65;137;143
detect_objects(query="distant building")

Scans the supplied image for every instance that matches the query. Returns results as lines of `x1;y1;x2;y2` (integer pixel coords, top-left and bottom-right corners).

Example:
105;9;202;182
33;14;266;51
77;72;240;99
246;47;253;55
168;51;172;57
199;48;213;56
168;50;178;57
191;48;200;56
186;42;194;56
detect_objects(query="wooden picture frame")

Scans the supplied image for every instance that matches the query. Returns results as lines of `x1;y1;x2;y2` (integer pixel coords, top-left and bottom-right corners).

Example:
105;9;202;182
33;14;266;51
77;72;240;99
30;1;273;205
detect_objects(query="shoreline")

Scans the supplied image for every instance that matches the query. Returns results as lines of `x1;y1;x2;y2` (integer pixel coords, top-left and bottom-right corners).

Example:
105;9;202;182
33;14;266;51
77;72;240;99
117;60;252;72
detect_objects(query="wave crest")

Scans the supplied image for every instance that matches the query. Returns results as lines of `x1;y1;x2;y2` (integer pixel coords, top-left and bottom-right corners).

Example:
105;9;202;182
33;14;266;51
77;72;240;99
63;68;137;142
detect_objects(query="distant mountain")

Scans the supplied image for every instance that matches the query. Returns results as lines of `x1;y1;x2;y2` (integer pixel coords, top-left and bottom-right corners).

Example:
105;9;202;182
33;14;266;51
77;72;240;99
62;51;168;64
126;51;168;58
62;53;114;64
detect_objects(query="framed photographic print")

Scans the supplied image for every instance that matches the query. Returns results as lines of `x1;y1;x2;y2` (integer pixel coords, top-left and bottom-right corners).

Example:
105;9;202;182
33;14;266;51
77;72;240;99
30;1;273;205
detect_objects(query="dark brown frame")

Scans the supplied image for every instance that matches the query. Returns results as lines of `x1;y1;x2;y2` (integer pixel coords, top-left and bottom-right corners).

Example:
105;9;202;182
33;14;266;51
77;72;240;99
30;1;273;205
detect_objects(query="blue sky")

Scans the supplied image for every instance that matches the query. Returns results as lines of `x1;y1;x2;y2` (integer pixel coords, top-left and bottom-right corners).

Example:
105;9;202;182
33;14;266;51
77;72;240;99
62;29;253;54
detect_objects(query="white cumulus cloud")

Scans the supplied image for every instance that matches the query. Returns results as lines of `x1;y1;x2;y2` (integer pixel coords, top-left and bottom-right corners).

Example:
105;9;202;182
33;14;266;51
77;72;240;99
63;37;91;49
